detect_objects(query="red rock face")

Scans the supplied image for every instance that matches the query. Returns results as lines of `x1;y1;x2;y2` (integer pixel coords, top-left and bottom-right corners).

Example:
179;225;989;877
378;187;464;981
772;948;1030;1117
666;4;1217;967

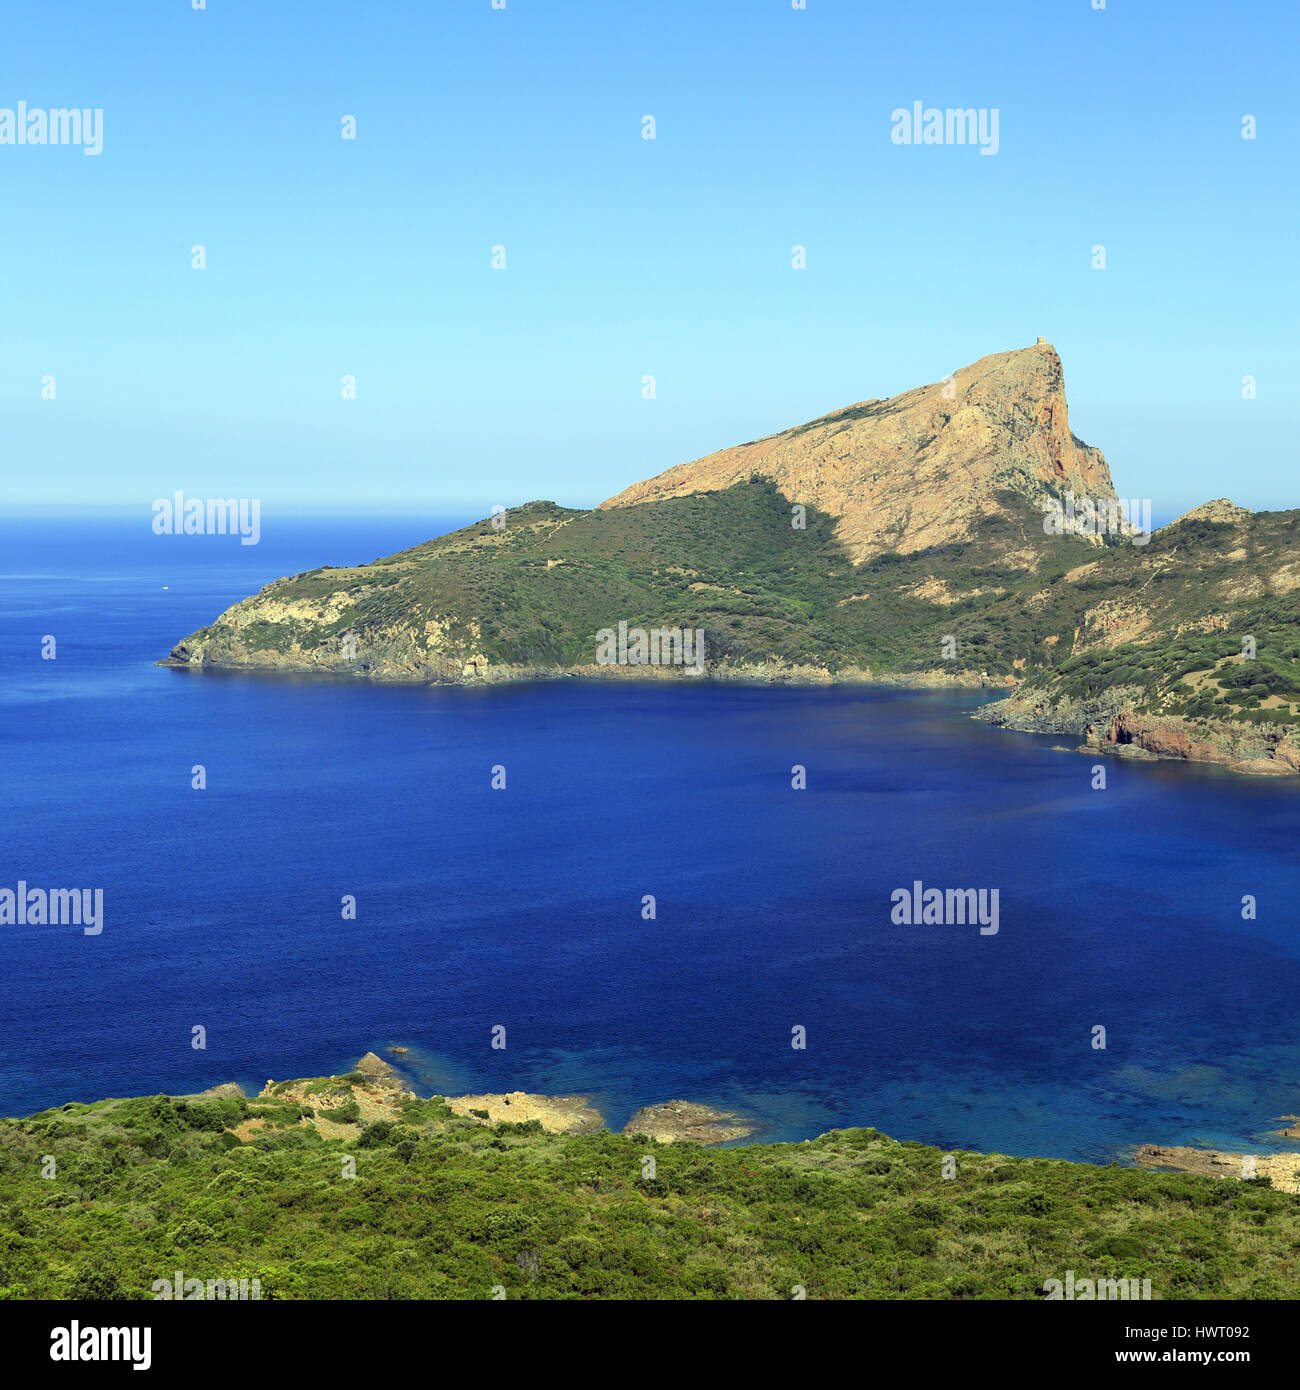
1103;712;1299;776
599;340;1118;563
1108;714;1207;762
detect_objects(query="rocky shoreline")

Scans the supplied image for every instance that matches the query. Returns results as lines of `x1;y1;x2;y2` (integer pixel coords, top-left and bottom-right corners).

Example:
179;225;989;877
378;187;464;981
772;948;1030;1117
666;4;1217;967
42;1053;1300;1182
159;648;1004;692
975;686;1300;778
1134;1142;1300;1194
971;685;1142;738
193;1053;761;1147
164;644;1300;779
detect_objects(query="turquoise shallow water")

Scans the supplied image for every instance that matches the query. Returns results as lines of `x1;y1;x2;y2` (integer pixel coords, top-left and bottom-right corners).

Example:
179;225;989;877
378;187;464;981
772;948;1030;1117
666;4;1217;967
2;517;1299;1166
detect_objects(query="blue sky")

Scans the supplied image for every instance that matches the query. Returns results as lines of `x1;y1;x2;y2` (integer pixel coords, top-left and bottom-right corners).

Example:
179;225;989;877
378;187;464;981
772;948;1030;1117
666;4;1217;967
2;0;1296;521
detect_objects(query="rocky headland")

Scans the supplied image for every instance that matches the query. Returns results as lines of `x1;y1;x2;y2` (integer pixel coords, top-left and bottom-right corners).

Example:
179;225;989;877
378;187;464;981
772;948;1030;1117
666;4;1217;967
161;342;1300;779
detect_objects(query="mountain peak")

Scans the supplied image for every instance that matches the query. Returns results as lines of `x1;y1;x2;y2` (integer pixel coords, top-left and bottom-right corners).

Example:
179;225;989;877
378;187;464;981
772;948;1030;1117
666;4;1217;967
600;341;1117;562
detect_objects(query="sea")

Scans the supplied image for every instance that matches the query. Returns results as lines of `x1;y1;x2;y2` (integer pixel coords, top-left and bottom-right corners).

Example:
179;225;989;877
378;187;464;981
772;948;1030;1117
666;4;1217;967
2;514;1299;1167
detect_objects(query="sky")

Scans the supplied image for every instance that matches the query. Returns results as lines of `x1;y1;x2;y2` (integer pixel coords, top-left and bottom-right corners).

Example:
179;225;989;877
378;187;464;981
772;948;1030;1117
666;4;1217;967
1;0;1296;523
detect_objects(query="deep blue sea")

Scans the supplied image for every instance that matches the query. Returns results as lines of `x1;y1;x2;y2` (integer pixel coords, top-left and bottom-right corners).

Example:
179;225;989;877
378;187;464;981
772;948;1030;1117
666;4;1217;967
3;516;1300;1167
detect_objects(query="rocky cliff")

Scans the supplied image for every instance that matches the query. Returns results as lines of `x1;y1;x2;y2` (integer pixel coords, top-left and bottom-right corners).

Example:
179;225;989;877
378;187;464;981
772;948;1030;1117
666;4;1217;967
600;339;1118;562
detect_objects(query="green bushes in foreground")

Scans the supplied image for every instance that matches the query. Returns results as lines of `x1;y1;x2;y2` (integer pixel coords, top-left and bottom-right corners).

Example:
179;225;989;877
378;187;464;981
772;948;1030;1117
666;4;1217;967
0;1092;1296;1300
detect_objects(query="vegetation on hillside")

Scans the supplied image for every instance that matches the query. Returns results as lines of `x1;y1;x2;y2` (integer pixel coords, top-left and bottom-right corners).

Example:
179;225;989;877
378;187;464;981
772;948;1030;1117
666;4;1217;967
2;1083;1297;1300
170;482;1300;741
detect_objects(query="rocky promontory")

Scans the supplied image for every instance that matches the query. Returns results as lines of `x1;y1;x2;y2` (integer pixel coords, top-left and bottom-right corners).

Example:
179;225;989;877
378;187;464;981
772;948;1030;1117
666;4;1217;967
162;341;1120;690
160;343;1300;781
622;1100;758;1145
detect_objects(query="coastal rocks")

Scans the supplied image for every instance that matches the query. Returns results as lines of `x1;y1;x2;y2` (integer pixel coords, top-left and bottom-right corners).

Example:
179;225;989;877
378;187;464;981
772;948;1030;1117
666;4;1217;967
973;685;1143;737
354;1051;414;1094
1086;714;1208;763
217;587;362;632
622;1100;757;1145
977;690;1300;779
166;600;490;684
193;1082;246;1099
599;340;1118;564
872;668;998;690
441;1091;757;1142
1087;712;1300;777
1134;1144;1242;1180
1263;737;1300;773
1134;1144;1300;1195
446;1092;605;1135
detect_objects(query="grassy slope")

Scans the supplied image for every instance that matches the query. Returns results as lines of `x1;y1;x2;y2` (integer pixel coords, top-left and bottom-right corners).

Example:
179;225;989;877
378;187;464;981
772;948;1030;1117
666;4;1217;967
175;480;1099;678
2;1083;1296;1300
